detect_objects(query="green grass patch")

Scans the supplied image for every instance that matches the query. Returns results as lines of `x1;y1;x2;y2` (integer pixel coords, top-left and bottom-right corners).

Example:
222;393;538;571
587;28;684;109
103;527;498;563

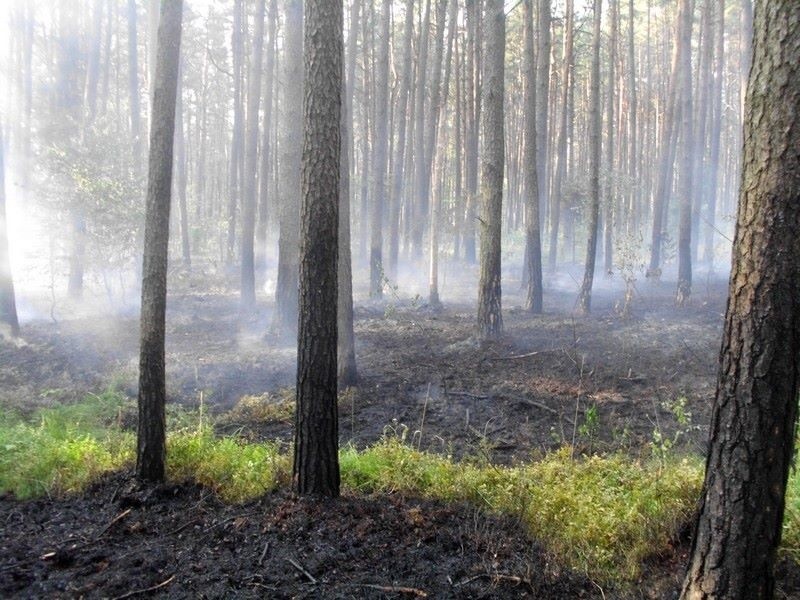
6;393;800;585
0;391;134;499
341;439;703;582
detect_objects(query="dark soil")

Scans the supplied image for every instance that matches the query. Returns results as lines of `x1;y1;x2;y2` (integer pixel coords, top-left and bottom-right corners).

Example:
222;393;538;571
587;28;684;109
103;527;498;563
0;473;598;599
4;265;800;597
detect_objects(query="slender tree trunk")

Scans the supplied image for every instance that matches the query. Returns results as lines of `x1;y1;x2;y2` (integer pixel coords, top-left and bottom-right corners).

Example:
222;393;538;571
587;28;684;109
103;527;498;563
338;56;357;387
241;0;267;311
462;0;481;264
0;124;20;338
675;0;694;305
227;0;245;264
427;0;452;307
535;0;551;231
174;62;190;268
369;0;391;298
272;0;304;336
411;0;432;260
387;0;413;277
127;0;143;175
576;0;602;315
681;2;800;596
603;0;618;275
548;0;573;271
136;0;183;483
294;0;342;498
703;0;724;268
523;0;542;313
257;0;278;273
477;0;504;339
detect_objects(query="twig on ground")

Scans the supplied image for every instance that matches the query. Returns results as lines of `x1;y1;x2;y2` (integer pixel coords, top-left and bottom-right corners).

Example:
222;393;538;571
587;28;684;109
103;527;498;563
287;558;317;584
453;573;532;589
95;509;131;539
447;391;489;400
487;350;555;361
111;575;175;600
353;584;428;597
258;541;270;566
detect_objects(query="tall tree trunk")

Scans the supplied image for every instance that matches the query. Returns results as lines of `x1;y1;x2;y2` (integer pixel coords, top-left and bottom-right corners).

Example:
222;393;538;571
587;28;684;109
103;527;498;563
389;0;414;278
241;0;267;311
338;55;357;387
227;0;245;264
272;0;304;336
174;62;190;268
427;0;452;307
257;0;278;273
462;0;481;264
294;0;342;498
523;0;542;313
603;0;618;275
703;0;725;268
137;0;183;483
411;0;432;260
675;0;694;306
576;0;602;315
0;124;20;338
535;0;551;232
680;2;800;596
127;0;143;175
369;0;391;298
548;0;573;271
647;3;682;276
477;0;504;340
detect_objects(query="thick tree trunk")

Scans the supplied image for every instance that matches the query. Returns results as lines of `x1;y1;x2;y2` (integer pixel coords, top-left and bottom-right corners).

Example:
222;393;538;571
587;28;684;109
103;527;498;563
293;0;342;498
241;0;267;311
477;0;504;340
576;0;602;315
0;124;20;338
136;0;183;483
681;2;800;596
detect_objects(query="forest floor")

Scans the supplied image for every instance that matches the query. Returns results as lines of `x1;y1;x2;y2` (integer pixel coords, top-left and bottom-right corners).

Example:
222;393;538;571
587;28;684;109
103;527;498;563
2;262;800;598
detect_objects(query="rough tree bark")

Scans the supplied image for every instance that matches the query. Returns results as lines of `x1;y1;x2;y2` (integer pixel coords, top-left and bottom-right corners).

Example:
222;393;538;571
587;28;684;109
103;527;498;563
293;0;342;497
680;2;800;596
477;0;504;340
576;0;602;315
136;0;183;483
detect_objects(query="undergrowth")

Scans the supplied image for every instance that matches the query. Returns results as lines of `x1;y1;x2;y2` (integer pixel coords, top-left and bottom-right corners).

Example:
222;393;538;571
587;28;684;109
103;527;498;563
2;391;800;584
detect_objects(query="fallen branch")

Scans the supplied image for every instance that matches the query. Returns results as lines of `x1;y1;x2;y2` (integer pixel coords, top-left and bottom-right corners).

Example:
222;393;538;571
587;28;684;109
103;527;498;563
453;573;532;588
446;391;489;400
354;584;428;597
111;575;175;600
95;509;131;539
488;350;555;361
287;558;317;584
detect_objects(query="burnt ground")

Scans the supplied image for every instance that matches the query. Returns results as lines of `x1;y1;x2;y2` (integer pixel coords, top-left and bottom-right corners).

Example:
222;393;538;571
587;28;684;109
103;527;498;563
2;263;799;597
